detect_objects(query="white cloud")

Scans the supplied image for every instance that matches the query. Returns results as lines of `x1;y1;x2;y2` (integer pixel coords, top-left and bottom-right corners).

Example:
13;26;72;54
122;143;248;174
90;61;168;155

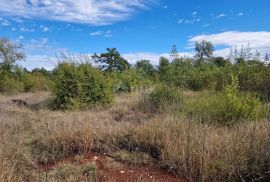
19;54;57;70
18;36;24;39
0;0;155;25
90;30;112;37
20;27;35;32
237;12;244;16
192;11;198;16
41;26;49;32
215;13;226;19
1;19;10;26
189;31;270;57
178;18;199;24
178;11;200;25
90;31;103;36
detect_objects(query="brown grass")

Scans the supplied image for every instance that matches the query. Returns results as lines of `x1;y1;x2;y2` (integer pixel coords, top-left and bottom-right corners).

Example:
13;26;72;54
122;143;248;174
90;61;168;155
0;91;269;181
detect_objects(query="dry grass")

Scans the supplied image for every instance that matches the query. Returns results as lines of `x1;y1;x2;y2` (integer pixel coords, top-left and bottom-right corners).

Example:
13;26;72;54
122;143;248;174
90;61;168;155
0;91;269;181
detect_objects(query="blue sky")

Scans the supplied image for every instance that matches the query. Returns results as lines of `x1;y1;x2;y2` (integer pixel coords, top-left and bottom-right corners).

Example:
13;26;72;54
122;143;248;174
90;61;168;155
0;0;270;69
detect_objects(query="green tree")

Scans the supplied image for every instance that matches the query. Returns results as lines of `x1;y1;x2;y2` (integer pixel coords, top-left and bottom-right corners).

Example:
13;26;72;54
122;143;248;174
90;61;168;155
135;60;155;77
211;57;230;67
0;38;25;72
92;48;130;72
158;57;171;82
195;40;214;64
170;44;178;60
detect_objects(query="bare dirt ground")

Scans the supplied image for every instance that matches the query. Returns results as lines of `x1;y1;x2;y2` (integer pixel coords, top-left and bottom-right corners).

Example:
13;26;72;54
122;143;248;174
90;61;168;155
38;152;186;182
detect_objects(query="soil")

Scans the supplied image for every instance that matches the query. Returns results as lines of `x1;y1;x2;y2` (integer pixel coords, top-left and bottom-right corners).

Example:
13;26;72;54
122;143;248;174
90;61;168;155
38;152;187;182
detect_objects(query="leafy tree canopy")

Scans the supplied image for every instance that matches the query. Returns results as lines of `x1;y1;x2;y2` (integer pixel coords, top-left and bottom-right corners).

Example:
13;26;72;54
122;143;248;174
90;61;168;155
92;48;130;72
0;38;25;72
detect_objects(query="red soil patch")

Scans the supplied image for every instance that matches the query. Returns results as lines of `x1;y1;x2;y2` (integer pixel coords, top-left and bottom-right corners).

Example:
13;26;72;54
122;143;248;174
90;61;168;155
38;152;187;182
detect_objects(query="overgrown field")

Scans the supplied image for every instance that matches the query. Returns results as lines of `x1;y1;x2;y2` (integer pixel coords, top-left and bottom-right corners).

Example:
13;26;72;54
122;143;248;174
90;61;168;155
1;39;270;181
0;90;269;182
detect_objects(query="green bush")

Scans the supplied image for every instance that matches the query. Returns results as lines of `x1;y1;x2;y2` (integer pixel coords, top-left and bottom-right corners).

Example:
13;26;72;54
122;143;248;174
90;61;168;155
110;69;152;93
51;62;114;110
22;73;53;92
215;77;261;124
0;71;24;94
142;85;182;113
184;77;261;124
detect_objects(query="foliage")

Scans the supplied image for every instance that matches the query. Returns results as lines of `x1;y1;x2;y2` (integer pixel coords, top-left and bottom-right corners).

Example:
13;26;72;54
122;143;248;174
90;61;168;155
92;48;130;72
210;56;231;67
0;38;25;72
215;76;261;124
195;40;214;64
109;69;152;93
184;76;261;124
22;73;53;92
158;57;171;83
51;62;114;110
135;60;155;77
0;70;24;94
145;85;183;113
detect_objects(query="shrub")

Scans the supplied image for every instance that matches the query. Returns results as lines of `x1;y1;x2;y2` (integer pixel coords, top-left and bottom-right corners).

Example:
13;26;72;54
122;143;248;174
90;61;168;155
215;76;261;124
22;73;53;92
51;62;114;110
141;85;182;113
110;69;152;93
0;71;24;94
187;67;217;91
184;77;262;124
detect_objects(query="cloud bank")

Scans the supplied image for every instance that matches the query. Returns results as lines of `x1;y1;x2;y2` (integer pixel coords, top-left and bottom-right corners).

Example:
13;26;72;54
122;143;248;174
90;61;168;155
189;31;270;57
0;0;155;25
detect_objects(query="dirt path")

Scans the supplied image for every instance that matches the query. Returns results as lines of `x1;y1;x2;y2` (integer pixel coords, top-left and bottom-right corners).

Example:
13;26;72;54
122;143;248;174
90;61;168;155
38;152;187;182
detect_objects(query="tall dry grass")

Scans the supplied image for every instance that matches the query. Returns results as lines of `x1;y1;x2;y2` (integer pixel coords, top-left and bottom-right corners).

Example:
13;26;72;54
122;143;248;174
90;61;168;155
0;91;269;181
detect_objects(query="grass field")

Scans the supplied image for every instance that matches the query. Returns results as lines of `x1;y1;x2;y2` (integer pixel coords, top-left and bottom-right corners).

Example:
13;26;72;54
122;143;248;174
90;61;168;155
0;91;269;182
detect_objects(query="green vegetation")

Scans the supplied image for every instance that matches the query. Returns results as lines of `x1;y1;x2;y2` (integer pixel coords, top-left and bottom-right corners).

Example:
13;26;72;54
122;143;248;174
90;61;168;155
1;38;270;181
142;85;183;113
51;62;113;110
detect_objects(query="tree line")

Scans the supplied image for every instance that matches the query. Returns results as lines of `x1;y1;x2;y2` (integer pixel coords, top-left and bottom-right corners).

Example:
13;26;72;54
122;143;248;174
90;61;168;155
1;38;270;107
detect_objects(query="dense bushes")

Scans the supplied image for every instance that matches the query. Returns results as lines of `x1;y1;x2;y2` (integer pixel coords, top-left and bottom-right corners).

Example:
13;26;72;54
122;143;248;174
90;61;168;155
0;68;52;94
215;77;261;123
184;77;261;124
51;62;114;110
0;71;24;93
22;73;53;92
141;85;183;113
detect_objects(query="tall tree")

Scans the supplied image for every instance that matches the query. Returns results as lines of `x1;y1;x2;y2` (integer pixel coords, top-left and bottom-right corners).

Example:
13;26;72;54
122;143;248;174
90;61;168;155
158;57;171;82
170;44;178;60
194;40;214;64
92;48;130;72
0;38;25;72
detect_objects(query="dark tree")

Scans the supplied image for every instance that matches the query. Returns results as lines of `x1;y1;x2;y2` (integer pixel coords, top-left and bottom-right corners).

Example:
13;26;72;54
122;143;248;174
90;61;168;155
92;48;130;72
211;57;230;67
